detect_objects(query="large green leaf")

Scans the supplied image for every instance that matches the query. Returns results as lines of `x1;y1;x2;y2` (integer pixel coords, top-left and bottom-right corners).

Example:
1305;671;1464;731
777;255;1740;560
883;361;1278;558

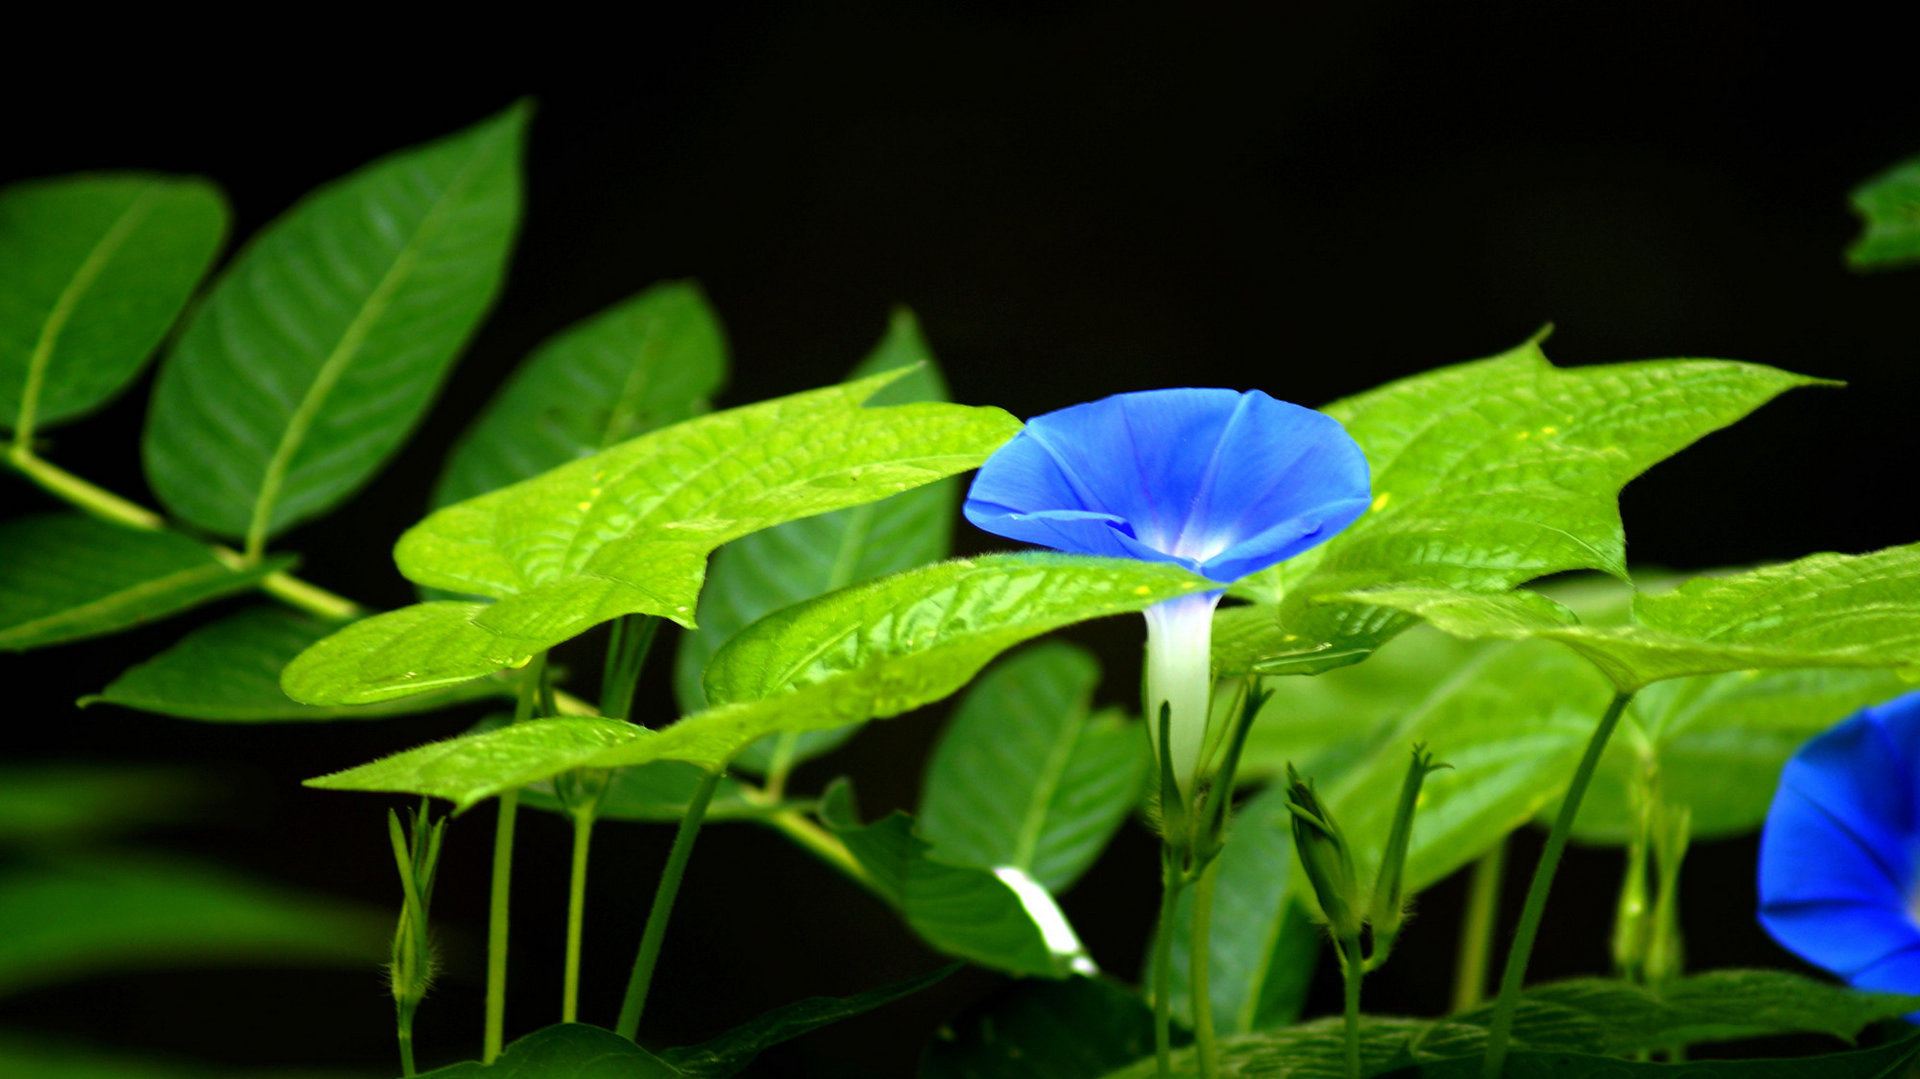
0;515;291;651
415;1023;679;1078
660;962;957;1077
0;766;205;846
0;173;227;436
919;975;1163;1079
918;642;1145;893
285;370;1021;705
1848;152;1920;271
305;554;1210;806
1220;340;1820;675
432;279;727;510
674;308;953;774
83;606;513;721
1333;542;1920;692
0;854;385;998
142;104;526;546
819;782;1084;978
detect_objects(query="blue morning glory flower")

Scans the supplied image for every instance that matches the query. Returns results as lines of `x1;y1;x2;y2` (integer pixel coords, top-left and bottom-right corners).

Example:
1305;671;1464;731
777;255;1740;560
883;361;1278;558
963;388;1371;794
1758;688;1920;1002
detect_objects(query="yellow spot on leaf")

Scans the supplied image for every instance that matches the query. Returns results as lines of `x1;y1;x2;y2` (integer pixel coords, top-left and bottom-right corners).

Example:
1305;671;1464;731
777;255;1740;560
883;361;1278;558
577;501;593;513
1540;425;1559;436
1515;430;1530;440
1134;585;1152;596
1371;492;1392;512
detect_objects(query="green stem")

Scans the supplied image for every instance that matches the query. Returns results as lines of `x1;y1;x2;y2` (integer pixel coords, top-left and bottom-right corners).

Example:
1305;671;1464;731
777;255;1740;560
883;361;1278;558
763;807;881;896
1482;691;1633;1078
484;789;519;1063
563;808;596;1024
6;448;364;620
1451;838;1506;1013
1191;858;1221;1079
600;614;659;719
397;1003;417;1077
616;769;723;1041
1341;933;1364;1079
1152;859;1184;1079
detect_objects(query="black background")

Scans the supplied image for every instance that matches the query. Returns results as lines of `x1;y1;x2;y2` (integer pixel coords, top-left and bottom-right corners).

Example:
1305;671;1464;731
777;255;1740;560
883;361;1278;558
6;3;1919;1075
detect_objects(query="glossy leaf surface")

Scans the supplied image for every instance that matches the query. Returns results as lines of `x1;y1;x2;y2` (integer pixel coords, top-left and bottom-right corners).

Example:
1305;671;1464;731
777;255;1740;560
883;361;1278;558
675;309;952;773
519;761;769;823
1848;152;1920;270
85;606;512;721
306;554;1208;806
0;173;227;434
286;370;1020;704
0;515;289;651
432;279;727;509
143;104;526;544
1221;339;1819;675
918;642;1144;893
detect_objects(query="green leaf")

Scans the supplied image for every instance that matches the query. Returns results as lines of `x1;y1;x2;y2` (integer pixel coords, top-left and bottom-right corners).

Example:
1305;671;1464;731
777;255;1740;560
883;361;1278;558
918;642;1145;893
83;606;513;721
1847;152;1920;271
660;962;957;1077
286;369;1021;705
432;279;728;510
305;554;1209;806
0;854;385;998
415;1023;680;1078
919;975;1163;1079
1156;783;1321;1036
0;173;228;436
0;765;205;846
820;782;1084;978
1099;981;1920;1078
675;308;954;774
0;515;291;651
1335;542;1920;692
1222;339;1822;675
142;104;527;547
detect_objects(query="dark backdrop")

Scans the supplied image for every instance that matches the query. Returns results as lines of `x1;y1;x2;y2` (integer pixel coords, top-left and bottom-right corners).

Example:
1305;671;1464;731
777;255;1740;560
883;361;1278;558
7;3;1919;1076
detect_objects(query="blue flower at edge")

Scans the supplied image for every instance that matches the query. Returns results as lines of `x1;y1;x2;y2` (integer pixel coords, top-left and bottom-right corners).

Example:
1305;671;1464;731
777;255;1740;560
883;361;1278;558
1758;688;1920;1007
962;388;1372;584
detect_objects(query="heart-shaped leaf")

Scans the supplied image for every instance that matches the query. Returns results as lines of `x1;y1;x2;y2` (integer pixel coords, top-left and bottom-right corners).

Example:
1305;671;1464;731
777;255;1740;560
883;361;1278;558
1848;152;1920;271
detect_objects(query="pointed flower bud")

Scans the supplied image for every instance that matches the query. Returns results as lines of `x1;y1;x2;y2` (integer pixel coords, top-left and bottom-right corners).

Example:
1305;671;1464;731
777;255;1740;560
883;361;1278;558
1367;743;1449;958
387;805;446;1011
1286;763;1363;942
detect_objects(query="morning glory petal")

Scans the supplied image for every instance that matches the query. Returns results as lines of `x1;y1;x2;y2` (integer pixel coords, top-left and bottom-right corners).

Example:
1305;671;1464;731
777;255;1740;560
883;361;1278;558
1758;688;1920;989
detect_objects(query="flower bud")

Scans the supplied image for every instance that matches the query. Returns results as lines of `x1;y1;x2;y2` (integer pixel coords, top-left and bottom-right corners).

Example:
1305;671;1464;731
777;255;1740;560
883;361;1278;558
1286;763;1362;942
1367;743;1449;957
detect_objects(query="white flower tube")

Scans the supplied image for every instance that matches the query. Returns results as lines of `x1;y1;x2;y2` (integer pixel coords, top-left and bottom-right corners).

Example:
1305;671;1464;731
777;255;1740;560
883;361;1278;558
1143;590;1225;797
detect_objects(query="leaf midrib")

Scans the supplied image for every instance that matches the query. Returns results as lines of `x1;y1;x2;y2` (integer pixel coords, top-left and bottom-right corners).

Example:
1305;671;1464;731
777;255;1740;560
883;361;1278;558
1010;684;1088;876
242;145;502;560
12;184;163;443
0;559;234;648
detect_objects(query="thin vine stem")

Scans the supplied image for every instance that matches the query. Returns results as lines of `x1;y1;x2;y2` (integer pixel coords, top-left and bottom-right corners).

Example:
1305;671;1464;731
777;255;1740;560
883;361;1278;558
1190;858;1222;1079
1451;837;1506;1013
616;768;723;1041
1482;690;1633;1078
562;808;596;1024
483;656;547;1062
1340;932;1364;1079
1152;860;1184;1079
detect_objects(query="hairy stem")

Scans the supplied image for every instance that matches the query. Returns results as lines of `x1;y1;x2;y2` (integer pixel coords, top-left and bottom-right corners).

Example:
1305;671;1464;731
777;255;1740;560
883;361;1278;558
616;769;723;1041
1152;860;1185;1079
1452;838;1506;1013
1191;858;1222;1079
1483;691;1633;1078
1341;932;1364;1079
483;790;519;1063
